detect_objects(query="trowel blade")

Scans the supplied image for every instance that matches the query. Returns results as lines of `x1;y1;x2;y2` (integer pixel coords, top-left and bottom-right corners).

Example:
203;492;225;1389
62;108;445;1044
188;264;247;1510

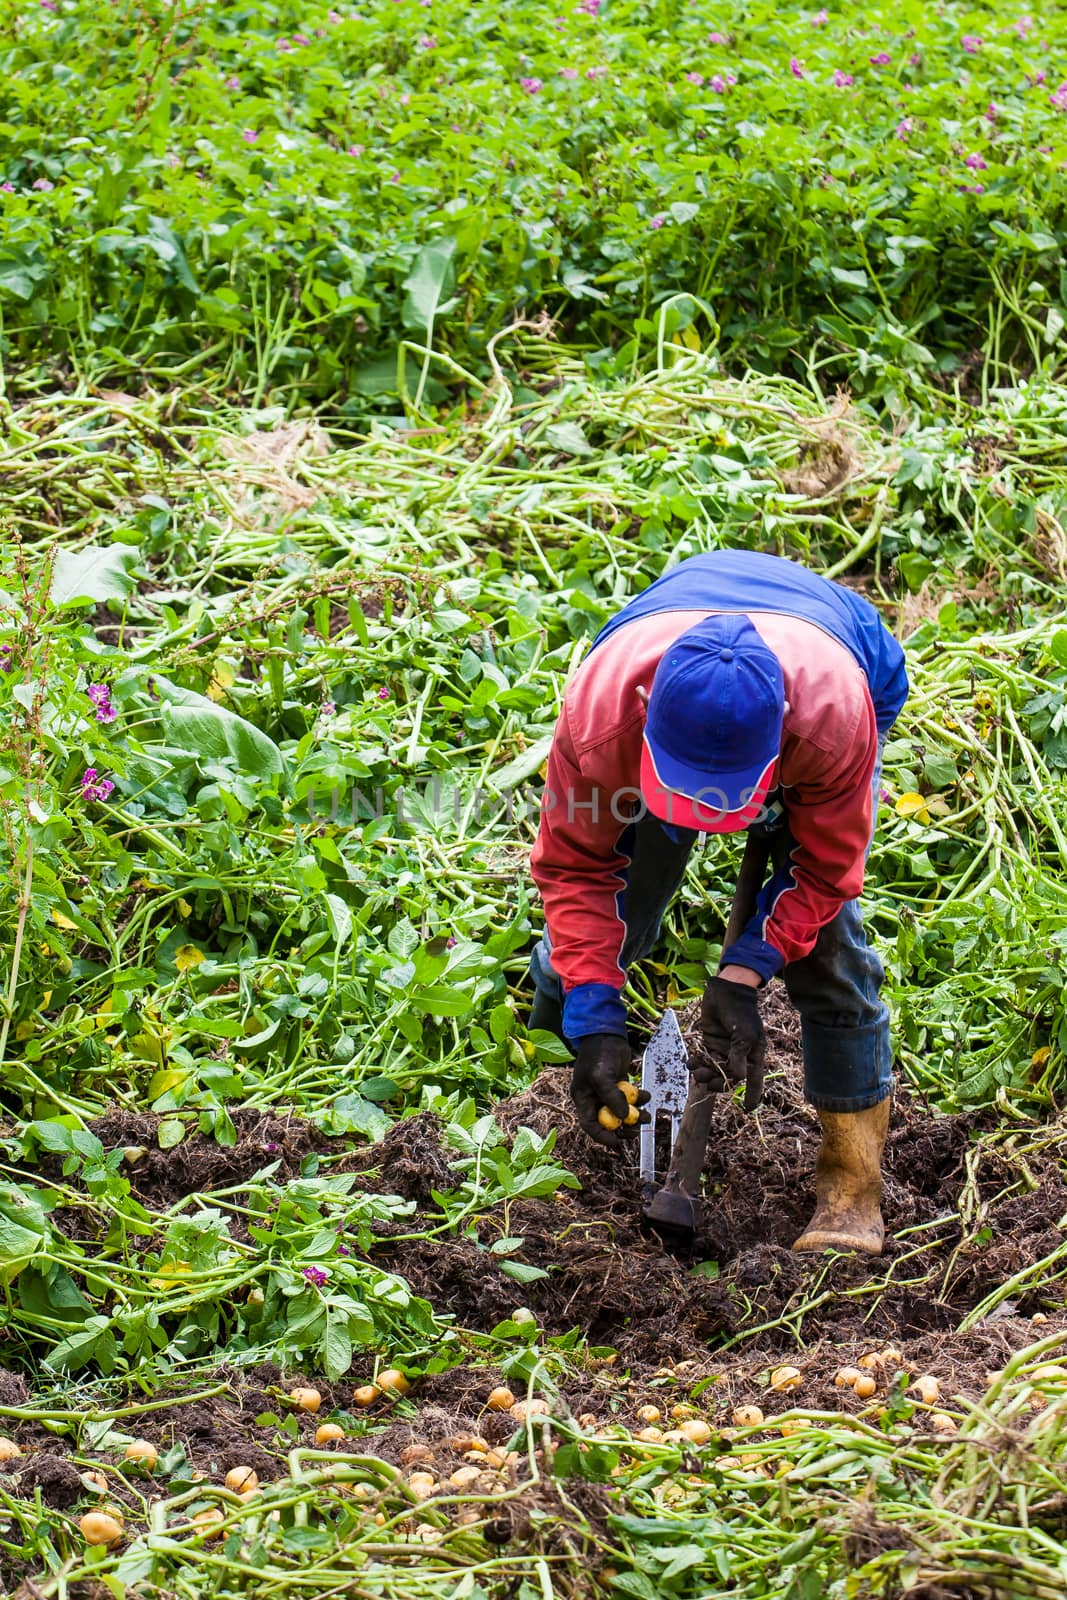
638;1008;690;1185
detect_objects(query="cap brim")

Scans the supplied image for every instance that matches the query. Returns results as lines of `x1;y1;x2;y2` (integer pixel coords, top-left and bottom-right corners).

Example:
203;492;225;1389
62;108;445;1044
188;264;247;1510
640;740;778;834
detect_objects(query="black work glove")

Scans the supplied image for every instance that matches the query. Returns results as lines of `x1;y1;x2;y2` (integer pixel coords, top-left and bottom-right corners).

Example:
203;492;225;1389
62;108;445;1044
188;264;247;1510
570;1033;651;1151
696;976;766;1113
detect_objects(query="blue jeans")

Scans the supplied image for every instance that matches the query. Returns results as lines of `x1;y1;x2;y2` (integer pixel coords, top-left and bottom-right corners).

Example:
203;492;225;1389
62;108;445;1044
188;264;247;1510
529;748;892;1113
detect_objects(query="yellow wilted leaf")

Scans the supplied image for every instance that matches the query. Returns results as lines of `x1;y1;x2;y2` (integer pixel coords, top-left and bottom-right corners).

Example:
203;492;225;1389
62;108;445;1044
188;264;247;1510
96;995;113;1017
1031;1047;1052;1069
51;908;78;931
207;658;238;702
41;990;52;1008
15;1021;33;1041
177;898;193;919
150;1260;193;1291
895;792;931;824
681;323;702;352
148;1067;188;1100
175;945;205;973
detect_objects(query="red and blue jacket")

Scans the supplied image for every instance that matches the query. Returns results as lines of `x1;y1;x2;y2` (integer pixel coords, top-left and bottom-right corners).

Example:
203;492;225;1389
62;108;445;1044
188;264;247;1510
530;551;909;1040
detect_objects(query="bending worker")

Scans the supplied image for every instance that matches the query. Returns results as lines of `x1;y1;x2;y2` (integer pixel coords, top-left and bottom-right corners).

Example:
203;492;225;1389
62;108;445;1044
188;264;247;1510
528;549;908;1255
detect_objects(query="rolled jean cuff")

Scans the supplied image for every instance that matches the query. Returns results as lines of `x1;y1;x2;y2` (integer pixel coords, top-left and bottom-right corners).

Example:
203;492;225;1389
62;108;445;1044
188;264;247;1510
802;1017;893;1112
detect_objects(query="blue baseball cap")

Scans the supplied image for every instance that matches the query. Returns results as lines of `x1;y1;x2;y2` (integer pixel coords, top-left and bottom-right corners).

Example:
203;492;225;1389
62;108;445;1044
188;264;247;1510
639;615;784;832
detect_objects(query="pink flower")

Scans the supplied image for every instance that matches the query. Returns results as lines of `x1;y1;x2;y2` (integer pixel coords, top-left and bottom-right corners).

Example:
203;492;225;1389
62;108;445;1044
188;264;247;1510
40;0;57;9
32;177;54;191
832;69;854;86
811;7;828;22
964;151;987;169
389;170;401;182
377;686;391;699
985;102;1000;120
869;51;891;66
1050;82;1067;109
242;129;259;143
650;212;666;229
0;182;13;193
686;71;704;86
909;51;922;67
577;0;600;14
277;38;292;51
585;64;607;78
520;76;543;93
961;35;982;53
790;57;805;78
81;769;115;803
301;1266;329;1287
709;73;728;92
707;31;727;44
560;66;578;78
1029;69;1047;86
292;33;310;46
960;183;985;194
328;8;342;19
895;117;913;138
445;936;457;948
224;75;240;89
418;33;437;48
348;143;364;156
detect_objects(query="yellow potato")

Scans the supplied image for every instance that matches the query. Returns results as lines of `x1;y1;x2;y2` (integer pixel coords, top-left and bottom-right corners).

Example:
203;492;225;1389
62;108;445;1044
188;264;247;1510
79;1512;123;1546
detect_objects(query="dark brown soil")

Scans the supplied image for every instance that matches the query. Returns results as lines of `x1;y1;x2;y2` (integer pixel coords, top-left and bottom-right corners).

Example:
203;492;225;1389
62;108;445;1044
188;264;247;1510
4;985;1064;1518
79;1109;333;1207
15;1453;84;1508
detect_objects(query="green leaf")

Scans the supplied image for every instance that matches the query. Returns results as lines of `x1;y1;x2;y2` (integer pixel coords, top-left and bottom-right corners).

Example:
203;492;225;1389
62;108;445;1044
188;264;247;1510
543;421;594;457
408;983;475;1016
1050;631;1067;669
499;1260;550;1284
157;1118;186;1150
154;678;284;777
324;893;353;947
51;545;139;608
402;237;458;332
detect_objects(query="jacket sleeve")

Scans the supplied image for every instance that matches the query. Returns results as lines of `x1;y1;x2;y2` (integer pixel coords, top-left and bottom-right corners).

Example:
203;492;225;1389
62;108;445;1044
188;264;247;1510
722;696;879;980
529;706;642;1040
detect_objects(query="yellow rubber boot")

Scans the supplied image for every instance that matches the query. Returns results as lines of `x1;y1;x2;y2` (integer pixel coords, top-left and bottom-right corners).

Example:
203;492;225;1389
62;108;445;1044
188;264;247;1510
792;1099;890;1255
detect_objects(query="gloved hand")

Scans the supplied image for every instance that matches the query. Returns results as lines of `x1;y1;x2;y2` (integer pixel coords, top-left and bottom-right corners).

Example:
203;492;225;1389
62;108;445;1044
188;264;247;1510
570;1033;651;1150
696;976;766;1112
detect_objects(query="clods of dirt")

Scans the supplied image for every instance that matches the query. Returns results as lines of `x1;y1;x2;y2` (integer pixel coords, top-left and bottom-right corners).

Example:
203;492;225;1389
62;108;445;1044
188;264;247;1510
15;1454;84;1508
79;1109;332;1208
340;1111;460;1205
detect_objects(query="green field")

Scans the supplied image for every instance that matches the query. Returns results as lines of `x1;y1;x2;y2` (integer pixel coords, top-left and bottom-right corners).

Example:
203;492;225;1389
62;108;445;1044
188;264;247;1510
1;1;1067;1595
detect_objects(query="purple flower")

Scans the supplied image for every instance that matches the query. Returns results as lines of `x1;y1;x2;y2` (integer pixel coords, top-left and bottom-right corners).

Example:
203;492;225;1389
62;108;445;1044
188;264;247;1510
985;102;1000;120
869;51;891;66
965;151;987;169
961;183;985;194
650;212;666;229
895;117;913;138
909;51;922;67
1050;82;1067;109
337;1243;351;1256
277;38;292;51
832;69;854;86
961;34;982;53
520;76;543;93
559;66;578;78
301;1265;329;1287
293;33;310;46
319;700;336;719
707;31;726;44
40;0;56;9
87;684;117;723
585;64;607;78
709;73;728;92
348;143;364;156
0;182;12;193
790;56;806;78
32;177;54;191
1014;15;1033;35
81;769;115;803
224;76;240;90
879;786;891;803
242;129;259;143
0;644;12;668
577;0;600;14
377;686;390;700
686;71;704;86
1029;69;1047;86
811;7;828;22
445;936;457;948
328;9;342;20
418;33;437;48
